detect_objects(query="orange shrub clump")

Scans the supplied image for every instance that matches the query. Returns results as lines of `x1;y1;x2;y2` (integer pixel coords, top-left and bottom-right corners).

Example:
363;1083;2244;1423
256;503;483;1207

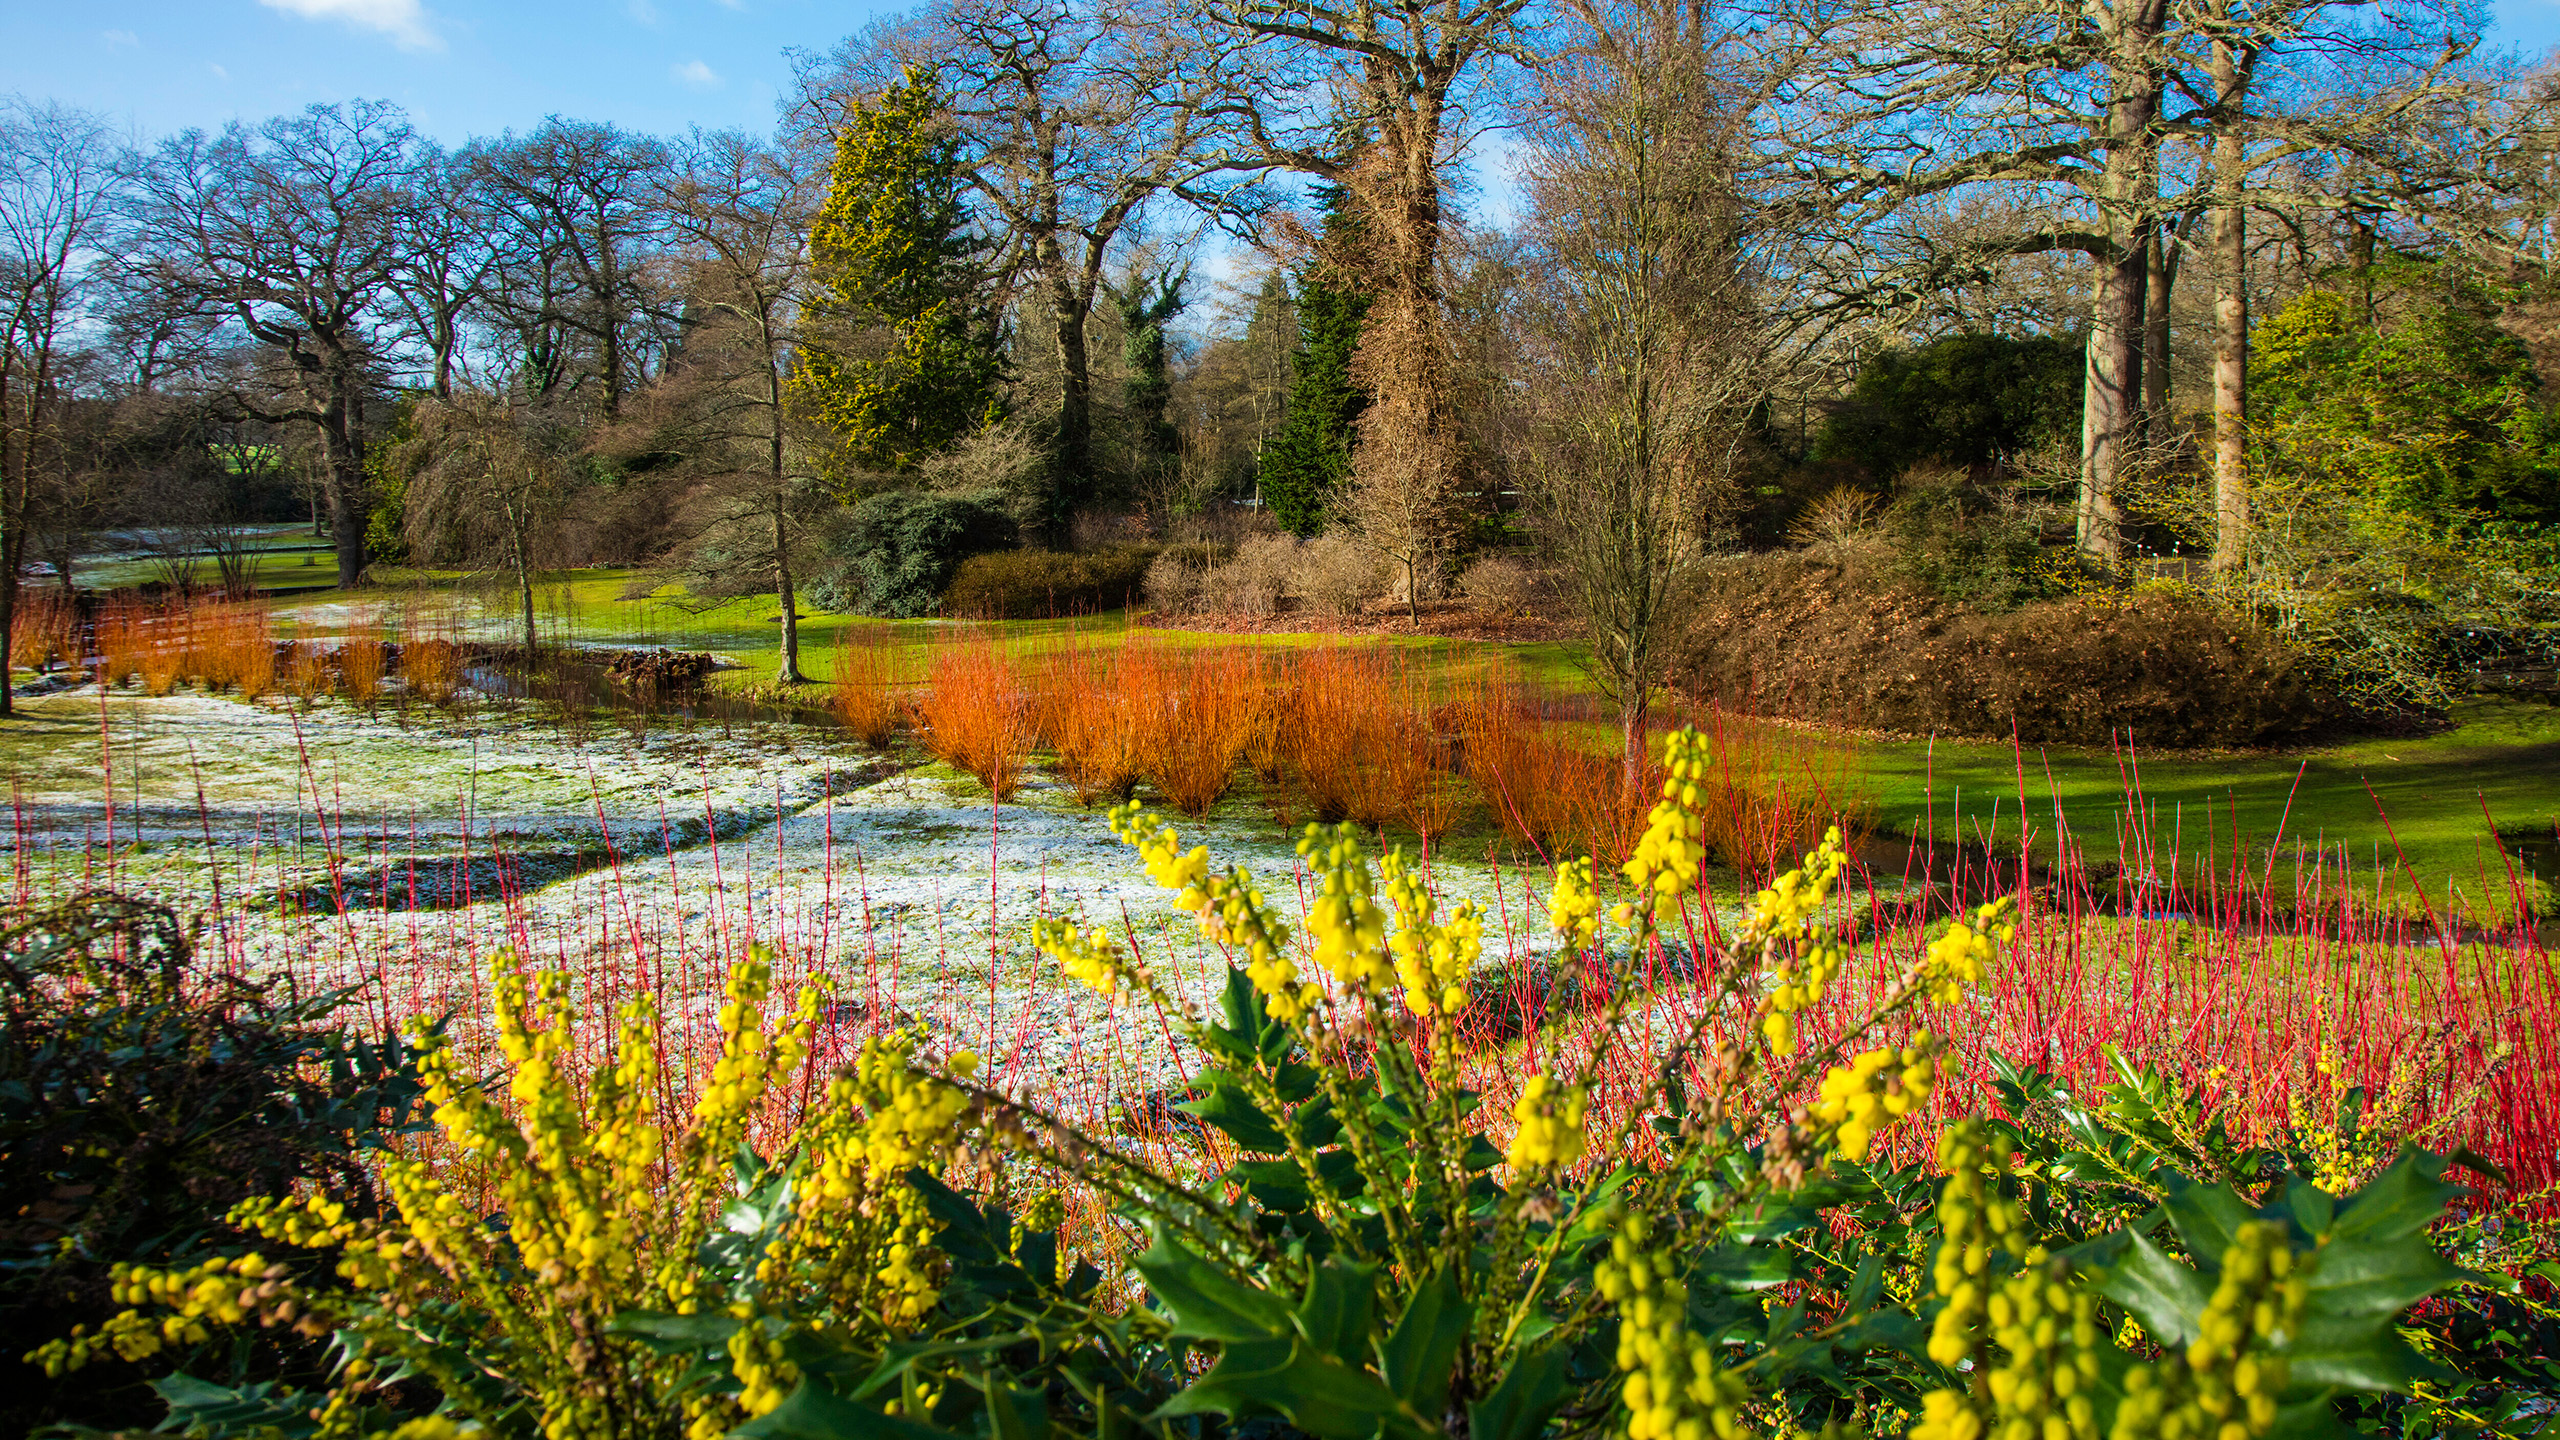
917;637;1031;799
832;625;908;750
137;606;186;696
340;629;386;708
1128;643;1256;816
94;602;149;688
1038;644;1144;804
9;588;77;675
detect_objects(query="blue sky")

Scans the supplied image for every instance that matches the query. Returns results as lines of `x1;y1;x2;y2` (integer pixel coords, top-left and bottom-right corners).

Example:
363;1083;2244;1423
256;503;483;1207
0;0;904;146
4;0;2555;149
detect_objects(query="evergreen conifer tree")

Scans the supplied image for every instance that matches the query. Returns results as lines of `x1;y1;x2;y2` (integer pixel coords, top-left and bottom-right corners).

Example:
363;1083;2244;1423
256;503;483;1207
1116;267;1187;502
791;72;1003;479
1258;189;1369;536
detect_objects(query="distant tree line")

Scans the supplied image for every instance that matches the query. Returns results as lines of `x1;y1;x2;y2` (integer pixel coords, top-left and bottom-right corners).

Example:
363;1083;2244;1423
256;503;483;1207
3;0;2557;705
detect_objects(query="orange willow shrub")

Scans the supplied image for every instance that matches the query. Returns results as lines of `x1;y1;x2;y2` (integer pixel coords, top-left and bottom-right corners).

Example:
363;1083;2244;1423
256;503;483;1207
137;607;186;696
1126;643;1258;815
93;603;150;688
395;611;465;705
286;643;335;705
207;607;279;699
1037;644;1144;804
833;625;910;750
340;627;387;708
1276;645;1463;831
917;636;1032;799
1457;671;1657;867
8;588;77;673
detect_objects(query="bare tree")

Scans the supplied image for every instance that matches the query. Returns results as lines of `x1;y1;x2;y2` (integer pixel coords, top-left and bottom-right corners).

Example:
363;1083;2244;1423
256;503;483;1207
1521;0;1764;776
651;131;826;683
125;100;419;588
1212;0;1533;572
400;393;575;655
387;145;502;400
471;120;671;419
1767;0;2482;566
1;98;121;714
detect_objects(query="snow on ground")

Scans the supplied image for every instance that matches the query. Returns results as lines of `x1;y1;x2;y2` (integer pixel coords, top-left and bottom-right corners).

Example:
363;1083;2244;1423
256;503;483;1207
3;681;1581;1105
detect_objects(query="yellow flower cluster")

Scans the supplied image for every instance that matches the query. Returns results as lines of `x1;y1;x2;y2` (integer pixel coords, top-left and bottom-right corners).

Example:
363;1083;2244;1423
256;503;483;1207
1111;801;1317;1022
1919;899;2016;1004
1033;916;1133;996
1381;845;1483;1018
1751;829;1851;1056
1549;856;1601;951
2114;1222;2306;1440
1595;1211;1752;1440
1976;1263;2103;1440
1616;728;1715;932
726;1311;800;1418
1299;822;1397;994
1928;1121;2025;1368
1507;1073;1590;1170
402;959;668;1315
1810;1035;1936;1162
848;1035;980;1177
695;946;818;1147
796;1035;981;1328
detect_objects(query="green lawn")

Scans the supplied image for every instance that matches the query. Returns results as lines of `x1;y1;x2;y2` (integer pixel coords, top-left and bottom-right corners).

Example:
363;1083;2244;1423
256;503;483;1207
1847;699;2560;911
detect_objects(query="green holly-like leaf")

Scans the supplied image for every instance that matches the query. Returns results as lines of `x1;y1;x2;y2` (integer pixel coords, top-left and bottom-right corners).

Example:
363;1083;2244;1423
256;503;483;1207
1133;1229;1293;1343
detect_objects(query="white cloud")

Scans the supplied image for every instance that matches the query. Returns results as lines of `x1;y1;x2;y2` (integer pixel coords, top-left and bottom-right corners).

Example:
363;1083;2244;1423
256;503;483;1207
257;0;443;52
101;28;140;47
711;0;747;10
209;62;231;80
627;0;661;24
671;59;722;89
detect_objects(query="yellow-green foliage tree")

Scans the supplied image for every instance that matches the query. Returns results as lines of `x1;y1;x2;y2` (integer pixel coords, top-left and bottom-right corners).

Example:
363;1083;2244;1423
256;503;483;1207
790;72;1003;480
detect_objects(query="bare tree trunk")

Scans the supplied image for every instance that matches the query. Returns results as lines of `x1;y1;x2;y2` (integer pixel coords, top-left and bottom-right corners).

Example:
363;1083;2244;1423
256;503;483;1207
2077;0;2163;568
2080;246;2143;565
1;367;17;720
773;500;807;684
2143;219;2175;429
518;553;538;656
2209;36;2250;574
1047;260;1093;517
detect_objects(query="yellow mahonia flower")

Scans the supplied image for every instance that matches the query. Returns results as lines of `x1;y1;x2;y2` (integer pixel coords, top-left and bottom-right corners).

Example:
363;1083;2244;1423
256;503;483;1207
2112;1221;2306;1440
726;1311;800;1417
1299;822;1396;994
1508;1073;1589;1170
1928;1121;2027;1368
1033;916;1133;996
1617;728;1715;932
1752;827;1853;1056
1111;801;1317;1022
1810;1034;1935;1162
1919;898;2015;1004
1595;1210;1752;1440
1549;855;1601;952
1381;845;1482;1017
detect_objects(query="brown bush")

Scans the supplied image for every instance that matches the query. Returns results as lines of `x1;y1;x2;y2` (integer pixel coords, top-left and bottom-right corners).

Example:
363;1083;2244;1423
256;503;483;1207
1292;535;1383;617
1457;554;1541;616
1673;552;2321;747
943;547;1155;619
